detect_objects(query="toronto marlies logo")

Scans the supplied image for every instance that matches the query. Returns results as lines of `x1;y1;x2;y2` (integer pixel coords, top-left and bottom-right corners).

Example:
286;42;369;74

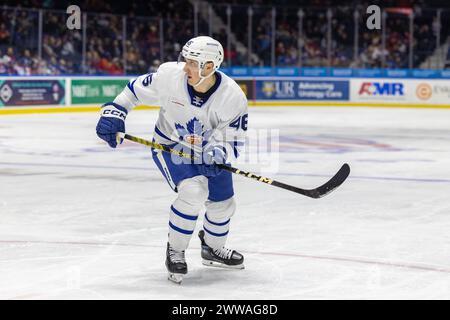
192;96;203;107
175;117;211;145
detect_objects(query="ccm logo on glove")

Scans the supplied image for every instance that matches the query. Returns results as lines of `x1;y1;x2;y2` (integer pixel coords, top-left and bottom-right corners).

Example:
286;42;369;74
101;108;127;120
96;102;128;148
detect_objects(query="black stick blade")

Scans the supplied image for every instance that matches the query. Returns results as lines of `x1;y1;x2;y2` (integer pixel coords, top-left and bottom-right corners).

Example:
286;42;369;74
310;163;350;198
272;163;350;198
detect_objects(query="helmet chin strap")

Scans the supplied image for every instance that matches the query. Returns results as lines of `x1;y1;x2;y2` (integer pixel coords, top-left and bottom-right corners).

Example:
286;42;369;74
192;65;215;88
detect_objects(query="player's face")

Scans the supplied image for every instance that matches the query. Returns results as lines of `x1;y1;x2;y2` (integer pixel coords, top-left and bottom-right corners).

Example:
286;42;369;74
183;58;201;85
183;58;214;86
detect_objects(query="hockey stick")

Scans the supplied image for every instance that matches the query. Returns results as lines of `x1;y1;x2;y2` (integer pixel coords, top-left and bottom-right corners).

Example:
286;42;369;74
117;133;350;199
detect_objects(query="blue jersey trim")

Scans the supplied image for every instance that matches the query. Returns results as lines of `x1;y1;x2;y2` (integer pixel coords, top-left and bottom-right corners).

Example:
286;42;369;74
186;72;222;108
154;126;174;142
127;79;138;100
222;141;243;158
101;102;128;115
233;141;244;158
171;205;198;221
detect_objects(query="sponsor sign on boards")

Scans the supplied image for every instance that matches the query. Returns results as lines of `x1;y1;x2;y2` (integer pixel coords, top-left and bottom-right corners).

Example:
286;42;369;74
71;79;128;104
0;79;65;107
255;80;349;100
351;79;407;101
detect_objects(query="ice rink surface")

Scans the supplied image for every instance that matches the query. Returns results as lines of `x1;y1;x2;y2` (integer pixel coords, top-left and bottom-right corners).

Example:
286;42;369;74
1;106;450;299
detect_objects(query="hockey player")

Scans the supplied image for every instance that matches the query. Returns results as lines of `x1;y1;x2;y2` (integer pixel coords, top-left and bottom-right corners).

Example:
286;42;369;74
96;36;248;283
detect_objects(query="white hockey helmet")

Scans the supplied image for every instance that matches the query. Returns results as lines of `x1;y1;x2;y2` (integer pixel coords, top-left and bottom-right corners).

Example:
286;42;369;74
180;36;224;71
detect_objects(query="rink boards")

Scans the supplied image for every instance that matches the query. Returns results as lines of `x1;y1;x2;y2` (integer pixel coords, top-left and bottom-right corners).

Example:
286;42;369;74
0;75;449;114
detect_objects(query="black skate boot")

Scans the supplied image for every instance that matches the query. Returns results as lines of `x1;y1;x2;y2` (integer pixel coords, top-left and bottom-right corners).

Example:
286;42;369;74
166;242;187;284
198;230;244;269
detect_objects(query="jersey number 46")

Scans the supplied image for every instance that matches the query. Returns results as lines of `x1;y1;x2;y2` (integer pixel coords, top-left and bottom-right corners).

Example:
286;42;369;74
229;114;248;131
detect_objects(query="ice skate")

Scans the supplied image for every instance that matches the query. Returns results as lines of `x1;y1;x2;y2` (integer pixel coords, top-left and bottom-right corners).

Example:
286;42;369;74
198;230;244;269
166;242;187;284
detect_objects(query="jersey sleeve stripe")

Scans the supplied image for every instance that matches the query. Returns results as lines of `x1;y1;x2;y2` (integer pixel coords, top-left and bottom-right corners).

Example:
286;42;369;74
127;79;138;100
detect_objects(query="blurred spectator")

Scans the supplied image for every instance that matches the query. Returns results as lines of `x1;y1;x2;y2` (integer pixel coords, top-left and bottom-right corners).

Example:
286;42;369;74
0;1;448;74
0;23;11;45
445;46;450;69
0;48;13;74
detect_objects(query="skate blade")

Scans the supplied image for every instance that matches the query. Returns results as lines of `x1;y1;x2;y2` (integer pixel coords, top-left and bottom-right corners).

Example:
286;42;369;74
202;259;245;270
168;272;184;284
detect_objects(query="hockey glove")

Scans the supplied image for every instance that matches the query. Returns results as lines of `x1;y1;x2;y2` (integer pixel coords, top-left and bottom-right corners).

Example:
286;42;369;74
198;145;227;177
96;102;128;148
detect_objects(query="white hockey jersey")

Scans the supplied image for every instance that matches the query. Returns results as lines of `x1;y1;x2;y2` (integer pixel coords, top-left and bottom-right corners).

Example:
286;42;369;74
113;62;248;160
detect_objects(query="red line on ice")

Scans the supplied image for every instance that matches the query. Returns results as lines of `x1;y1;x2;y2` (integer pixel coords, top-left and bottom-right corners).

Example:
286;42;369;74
1;239;449;275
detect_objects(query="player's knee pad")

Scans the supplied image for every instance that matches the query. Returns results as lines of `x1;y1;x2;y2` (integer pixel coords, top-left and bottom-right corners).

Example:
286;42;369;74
177;175;209;205
205;197;236;222
173;175;209;215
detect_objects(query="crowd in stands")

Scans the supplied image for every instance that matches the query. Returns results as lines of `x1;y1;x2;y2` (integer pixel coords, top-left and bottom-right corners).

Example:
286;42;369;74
446;46;450;68
211;1;448;69
0;1;193;75
0;1;449;75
